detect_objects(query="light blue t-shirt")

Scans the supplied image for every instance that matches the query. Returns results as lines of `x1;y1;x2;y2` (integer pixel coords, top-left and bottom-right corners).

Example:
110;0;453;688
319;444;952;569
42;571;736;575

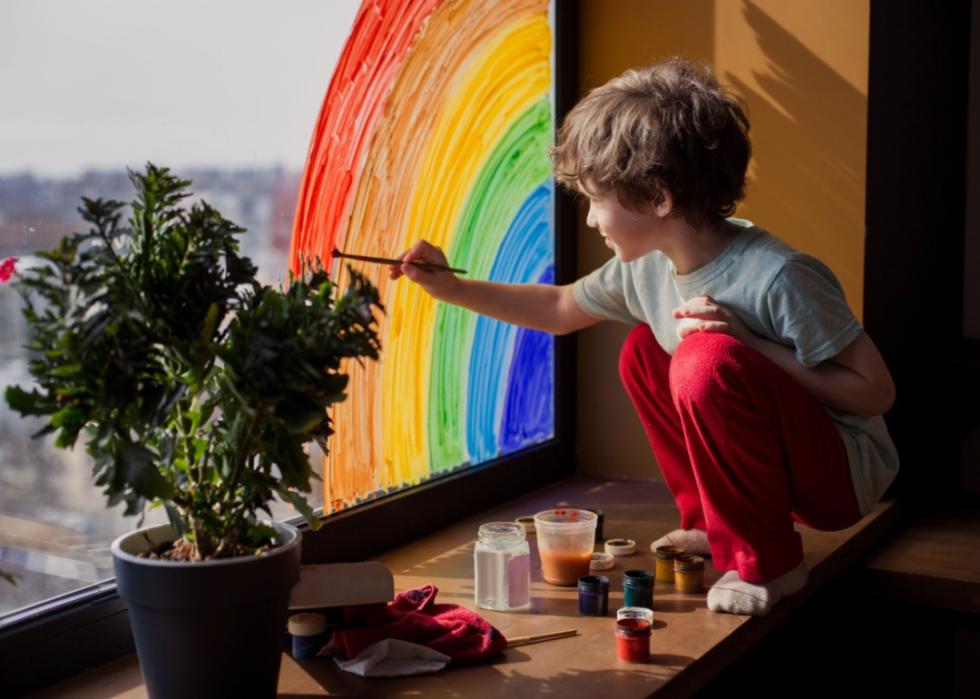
572;218;899;518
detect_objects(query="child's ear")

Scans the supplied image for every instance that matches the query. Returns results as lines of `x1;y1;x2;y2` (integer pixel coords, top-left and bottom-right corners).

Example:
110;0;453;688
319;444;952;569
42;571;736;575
653;185;674;218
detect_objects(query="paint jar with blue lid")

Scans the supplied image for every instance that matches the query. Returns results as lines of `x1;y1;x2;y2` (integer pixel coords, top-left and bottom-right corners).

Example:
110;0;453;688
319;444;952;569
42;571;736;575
288;612;328;660
623;569;655;610
577;575;610;616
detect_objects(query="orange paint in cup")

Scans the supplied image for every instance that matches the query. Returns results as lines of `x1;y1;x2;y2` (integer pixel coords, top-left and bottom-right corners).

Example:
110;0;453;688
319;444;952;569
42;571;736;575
539;549;593;586
533;508;598;586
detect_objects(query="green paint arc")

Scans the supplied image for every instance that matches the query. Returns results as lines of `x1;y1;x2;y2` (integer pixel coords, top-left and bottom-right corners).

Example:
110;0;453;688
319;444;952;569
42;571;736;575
428;97;553;472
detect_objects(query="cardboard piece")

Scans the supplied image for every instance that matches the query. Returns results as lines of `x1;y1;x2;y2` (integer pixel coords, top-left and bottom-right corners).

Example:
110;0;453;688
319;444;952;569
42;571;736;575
289;561;394;610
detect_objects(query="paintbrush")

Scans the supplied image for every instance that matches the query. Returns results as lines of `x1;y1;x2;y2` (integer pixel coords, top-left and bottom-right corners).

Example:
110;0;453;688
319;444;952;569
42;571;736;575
505;629;578;647
332;248;467;274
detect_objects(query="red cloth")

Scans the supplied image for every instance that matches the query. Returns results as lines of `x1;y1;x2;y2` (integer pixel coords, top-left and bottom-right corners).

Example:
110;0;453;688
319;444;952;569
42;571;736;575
327;584;507;664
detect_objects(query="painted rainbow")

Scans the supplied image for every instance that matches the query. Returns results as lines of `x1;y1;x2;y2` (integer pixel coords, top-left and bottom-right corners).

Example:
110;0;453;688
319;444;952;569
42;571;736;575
288;0;556;512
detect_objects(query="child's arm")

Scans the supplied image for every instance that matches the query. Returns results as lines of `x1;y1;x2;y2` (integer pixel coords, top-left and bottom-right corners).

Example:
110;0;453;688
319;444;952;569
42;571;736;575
674;294;895;417
745;331;896;416
389;239;601;336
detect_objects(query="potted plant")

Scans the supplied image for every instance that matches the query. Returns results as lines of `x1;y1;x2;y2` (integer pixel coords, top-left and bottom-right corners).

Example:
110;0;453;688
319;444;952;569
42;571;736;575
3;163;382;698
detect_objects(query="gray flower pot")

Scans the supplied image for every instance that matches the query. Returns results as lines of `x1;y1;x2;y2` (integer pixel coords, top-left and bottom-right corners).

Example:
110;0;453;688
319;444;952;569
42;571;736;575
111;521;301;699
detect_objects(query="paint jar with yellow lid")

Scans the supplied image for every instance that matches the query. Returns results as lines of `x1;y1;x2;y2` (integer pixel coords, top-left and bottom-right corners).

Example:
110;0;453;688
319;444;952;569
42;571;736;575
673;555;705;594
654;546;685;584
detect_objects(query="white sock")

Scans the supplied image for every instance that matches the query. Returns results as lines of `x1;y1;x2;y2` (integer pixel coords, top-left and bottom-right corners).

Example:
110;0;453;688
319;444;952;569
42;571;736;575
650;528;711;556
707;558;809;617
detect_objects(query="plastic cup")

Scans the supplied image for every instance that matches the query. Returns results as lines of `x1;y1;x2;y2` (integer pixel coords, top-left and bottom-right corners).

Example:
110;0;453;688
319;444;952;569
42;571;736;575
533;508;598;585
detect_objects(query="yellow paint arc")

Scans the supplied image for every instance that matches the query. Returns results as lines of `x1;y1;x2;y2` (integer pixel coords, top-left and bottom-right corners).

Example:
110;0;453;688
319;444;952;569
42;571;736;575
323;0;550;512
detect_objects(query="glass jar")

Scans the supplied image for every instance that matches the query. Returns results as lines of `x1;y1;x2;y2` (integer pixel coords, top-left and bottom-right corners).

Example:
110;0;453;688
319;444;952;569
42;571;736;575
474;522;531;611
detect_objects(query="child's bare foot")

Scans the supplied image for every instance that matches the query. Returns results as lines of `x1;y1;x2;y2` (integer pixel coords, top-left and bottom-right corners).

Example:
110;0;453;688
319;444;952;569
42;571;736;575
706;558;809;616
649;528;711;556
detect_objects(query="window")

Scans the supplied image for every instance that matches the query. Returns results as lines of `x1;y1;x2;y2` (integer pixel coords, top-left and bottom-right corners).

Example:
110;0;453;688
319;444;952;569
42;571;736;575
0;2;575;693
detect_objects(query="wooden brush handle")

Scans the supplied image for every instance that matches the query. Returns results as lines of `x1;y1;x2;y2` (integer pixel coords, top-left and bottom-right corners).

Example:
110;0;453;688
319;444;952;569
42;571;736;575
506;629;578;647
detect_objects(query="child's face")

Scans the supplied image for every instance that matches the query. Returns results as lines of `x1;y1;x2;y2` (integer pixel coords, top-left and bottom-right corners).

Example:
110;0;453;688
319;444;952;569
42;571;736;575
581;182;660;263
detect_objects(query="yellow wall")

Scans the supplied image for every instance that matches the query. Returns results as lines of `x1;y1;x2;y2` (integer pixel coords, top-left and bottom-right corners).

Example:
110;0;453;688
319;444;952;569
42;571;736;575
575;0;869;480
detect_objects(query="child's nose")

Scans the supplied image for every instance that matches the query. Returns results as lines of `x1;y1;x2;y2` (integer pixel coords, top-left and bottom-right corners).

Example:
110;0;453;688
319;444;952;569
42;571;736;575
586;206;597;228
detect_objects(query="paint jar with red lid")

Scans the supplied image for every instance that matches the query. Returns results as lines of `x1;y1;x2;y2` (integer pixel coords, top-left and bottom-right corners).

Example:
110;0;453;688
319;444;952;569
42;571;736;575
615;607;653;662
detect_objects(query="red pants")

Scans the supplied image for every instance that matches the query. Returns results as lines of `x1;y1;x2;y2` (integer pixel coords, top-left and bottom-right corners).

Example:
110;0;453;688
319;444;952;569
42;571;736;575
618;324;863;583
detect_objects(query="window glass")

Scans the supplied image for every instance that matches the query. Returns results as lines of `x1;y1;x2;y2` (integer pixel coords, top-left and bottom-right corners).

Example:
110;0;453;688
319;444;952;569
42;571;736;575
0;0;558;618
0;0;357;617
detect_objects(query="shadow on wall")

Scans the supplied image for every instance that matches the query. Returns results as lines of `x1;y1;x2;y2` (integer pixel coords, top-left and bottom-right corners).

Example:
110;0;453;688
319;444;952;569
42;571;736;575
728;1;867;311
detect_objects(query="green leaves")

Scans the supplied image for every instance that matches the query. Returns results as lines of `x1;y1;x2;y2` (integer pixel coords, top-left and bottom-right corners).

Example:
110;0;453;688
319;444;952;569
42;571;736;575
4;385;55;416
118;441;176;501
4;162;382;557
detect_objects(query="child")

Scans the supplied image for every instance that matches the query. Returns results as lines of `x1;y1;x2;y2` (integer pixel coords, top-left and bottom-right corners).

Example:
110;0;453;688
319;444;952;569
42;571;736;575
389;56;899;617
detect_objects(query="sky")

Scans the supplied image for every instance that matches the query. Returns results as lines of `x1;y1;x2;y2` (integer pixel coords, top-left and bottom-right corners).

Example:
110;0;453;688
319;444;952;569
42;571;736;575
0;0;362;178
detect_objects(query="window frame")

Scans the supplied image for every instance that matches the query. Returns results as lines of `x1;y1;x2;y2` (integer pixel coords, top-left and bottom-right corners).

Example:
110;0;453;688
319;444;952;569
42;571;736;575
0;3;581;694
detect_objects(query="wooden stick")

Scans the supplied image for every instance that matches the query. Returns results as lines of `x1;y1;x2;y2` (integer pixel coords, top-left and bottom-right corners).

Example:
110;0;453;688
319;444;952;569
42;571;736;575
332;248;467;275
505;629;578;647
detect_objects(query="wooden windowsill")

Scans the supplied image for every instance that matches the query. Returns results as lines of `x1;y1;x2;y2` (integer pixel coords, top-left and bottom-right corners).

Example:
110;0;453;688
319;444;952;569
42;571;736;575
28;474;900;698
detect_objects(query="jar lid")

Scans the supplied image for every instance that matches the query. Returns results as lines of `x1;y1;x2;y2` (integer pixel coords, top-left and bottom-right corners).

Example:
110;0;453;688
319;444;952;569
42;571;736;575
590;552;614;571
616;606;654;626
623;569;654;587
288;612;327;636
604;538;636;556
478;521;527;543
654;545;685;559
577;574;610;592
673;554;705;571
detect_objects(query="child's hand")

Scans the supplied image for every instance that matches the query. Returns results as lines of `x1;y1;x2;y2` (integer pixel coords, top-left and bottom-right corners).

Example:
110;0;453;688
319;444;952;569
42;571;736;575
388;239;461;301
673;295;755;346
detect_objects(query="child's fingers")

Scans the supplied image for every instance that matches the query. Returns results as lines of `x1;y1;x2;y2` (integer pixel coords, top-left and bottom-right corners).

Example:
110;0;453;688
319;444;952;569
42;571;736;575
673;304;722;318
401;240;433;266
389;246;415;279
678;320;729;339
391;239;451;283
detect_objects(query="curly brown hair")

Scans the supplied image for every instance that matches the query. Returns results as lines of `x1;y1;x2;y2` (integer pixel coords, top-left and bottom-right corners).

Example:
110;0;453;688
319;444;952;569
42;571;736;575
551;56;751;230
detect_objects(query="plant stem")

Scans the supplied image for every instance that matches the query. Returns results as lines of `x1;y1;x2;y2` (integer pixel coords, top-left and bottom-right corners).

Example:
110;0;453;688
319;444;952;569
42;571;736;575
224;409;260;506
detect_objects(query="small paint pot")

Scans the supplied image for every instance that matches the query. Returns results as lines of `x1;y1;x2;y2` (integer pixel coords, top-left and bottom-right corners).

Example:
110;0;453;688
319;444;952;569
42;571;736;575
590;551;614;571
622;569;654;609
654;545;685;584
578;575;610;616
616;607;653;662
288;612;328;660
514;515;536;534
604;538;636;557
674;555;706;594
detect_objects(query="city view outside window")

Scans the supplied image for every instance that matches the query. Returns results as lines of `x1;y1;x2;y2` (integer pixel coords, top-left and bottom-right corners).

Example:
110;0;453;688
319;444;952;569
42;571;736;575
0;1;359;617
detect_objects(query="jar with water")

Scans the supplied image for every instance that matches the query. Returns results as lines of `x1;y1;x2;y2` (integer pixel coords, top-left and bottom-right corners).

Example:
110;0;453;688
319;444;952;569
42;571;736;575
474;522;530;611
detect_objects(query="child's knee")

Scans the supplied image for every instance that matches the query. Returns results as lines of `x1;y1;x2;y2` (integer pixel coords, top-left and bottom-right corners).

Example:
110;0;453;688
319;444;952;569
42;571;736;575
669;332;743;401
